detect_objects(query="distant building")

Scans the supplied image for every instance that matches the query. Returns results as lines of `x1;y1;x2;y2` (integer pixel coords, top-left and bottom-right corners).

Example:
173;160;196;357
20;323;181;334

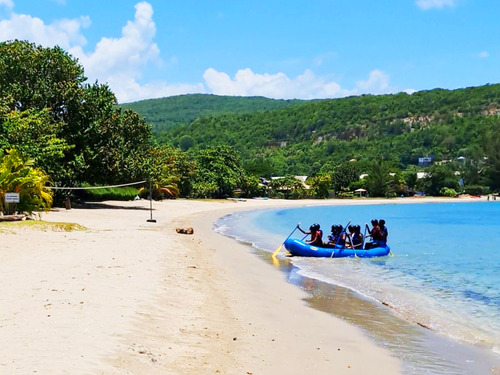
418;156;433;167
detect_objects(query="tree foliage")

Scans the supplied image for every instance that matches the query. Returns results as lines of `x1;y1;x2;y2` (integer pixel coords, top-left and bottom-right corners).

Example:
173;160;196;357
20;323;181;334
0;40;152;187
192;145;245;198
365;158;392;197
148;85;500;194
0;149;52;214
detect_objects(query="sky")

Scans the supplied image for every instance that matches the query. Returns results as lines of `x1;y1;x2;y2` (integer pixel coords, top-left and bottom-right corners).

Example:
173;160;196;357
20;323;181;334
0;0;498;104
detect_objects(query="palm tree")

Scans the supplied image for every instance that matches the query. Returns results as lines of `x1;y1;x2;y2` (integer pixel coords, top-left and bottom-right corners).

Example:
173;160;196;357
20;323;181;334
366;158;392;197
0;149;53;215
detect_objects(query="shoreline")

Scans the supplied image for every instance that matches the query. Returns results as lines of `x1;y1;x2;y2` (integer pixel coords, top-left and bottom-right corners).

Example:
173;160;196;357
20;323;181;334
0;196;490;374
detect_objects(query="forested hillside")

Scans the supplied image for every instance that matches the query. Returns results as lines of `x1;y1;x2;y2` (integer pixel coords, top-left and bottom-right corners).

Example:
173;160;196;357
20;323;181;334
122;94;302;133
156;85;500;176
2;40;499;204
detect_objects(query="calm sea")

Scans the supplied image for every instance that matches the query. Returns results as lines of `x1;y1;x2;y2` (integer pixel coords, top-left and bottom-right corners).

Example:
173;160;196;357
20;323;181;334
215;201;500;374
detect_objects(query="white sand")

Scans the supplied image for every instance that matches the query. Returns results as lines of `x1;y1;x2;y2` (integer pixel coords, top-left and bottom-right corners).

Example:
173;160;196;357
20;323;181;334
0;196;485;374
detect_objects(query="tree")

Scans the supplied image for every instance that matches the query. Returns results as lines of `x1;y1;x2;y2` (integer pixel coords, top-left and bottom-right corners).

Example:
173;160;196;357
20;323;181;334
145;145;195;198
308;174;331;198
420;163;460;196
192;145;245;198
0;41;152;187
268;175;306;199
331;162;359;195
365;158;392;197
0;40;86;115
0;108;70;182
483;129;500;191
403;170;418;195
0;149;53;215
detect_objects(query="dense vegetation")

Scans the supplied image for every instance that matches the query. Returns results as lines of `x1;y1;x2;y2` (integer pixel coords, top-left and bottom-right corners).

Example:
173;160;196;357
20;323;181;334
122;94;301;133
1;40;499;215
158;86;500;176
145;86;500;196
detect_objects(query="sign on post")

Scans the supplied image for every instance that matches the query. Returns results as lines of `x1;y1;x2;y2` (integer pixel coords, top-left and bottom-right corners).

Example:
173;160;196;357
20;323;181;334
4;192;20;203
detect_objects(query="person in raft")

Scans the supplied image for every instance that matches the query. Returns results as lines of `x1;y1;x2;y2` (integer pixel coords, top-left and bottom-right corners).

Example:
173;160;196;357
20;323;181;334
365;219;383;249
325;224;343;247
297;223;323;246
378;219;388;244
326;225;340;245
347;225;364;249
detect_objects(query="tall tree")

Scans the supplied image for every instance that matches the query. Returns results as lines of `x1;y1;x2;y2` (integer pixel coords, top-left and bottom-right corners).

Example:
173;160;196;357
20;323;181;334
0;40;152;186
192;145;245;198
331;162;359;195
421;163;460;196
366;158;392;197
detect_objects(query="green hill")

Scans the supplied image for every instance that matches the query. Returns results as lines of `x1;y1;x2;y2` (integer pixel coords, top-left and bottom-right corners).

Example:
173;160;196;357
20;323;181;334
121;94;302;133
152;84;500;176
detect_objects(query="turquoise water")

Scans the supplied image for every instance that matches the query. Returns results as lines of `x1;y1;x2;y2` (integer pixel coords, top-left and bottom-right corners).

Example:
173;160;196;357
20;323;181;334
215;201;500;374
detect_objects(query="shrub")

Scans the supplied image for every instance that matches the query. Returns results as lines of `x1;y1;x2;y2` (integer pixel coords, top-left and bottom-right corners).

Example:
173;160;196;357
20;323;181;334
440;187;458;197
463;185;489;196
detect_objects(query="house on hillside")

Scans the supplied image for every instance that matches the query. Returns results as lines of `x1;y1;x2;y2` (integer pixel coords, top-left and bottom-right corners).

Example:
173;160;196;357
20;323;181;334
418;156;434;167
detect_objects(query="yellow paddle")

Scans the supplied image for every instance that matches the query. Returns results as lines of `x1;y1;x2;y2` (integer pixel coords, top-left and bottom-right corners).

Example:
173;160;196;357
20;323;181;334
272;224;299;258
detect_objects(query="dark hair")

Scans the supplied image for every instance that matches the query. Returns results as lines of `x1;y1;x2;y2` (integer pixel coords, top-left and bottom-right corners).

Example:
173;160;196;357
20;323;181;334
371;219;379;225
379;219;385;226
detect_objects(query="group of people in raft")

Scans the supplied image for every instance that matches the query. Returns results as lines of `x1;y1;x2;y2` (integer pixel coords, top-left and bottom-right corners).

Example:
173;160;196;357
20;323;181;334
296;219;388;250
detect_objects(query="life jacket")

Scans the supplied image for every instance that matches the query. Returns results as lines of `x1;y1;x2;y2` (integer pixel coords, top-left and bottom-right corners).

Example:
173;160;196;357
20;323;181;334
352;233;363;246
380;226;388;241
371;226;383;241
310;230;323;246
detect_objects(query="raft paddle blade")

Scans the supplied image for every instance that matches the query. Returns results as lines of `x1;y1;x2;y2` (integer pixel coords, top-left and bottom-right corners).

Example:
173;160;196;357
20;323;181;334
272;244;282;258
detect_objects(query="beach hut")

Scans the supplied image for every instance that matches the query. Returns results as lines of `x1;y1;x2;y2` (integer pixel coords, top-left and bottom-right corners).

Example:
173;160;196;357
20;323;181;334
355;188;367;197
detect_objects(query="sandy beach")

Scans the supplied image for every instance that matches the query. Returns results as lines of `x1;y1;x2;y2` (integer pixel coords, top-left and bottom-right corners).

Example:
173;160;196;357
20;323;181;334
0;196;486;374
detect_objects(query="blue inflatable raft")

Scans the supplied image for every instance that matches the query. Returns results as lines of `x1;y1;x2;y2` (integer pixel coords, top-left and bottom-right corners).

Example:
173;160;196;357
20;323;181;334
283;238;390;258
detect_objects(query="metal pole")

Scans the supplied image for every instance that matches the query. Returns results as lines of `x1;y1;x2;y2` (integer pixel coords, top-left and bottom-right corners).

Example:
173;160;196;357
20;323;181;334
147;179;156;223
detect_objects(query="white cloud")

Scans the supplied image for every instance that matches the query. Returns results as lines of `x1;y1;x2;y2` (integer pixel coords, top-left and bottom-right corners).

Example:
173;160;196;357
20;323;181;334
70;2;159;82
203;68;355;99
478;51;489;58
416;0;456;10
0;1;400;103
70;1;205;103
203;68;395;100
0;1;201;103
355;69;390;93
0;0;13;9
0;13;90;49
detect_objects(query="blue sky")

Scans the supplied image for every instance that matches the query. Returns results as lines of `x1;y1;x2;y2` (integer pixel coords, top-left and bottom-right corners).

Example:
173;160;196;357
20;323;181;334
0;0;498;103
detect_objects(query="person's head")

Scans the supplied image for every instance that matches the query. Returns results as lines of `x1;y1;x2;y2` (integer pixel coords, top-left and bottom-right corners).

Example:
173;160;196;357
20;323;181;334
348;225;354;233
310;223;320;232
379;219;385;227
371;219;379;226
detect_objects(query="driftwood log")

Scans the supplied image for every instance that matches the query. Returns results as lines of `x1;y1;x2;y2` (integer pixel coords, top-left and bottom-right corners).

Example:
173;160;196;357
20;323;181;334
176;227;194;235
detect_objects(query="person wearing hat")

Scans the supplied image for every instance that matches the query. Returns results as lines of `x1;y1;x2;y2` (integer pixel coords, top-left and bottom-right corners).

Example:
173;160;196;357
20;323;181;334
297;223;323;246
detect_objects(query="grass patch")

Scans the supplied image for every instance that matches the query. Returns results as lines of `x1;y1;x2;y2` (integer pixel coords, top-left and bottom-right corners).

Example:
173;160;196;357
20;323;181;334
0;220;87;233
